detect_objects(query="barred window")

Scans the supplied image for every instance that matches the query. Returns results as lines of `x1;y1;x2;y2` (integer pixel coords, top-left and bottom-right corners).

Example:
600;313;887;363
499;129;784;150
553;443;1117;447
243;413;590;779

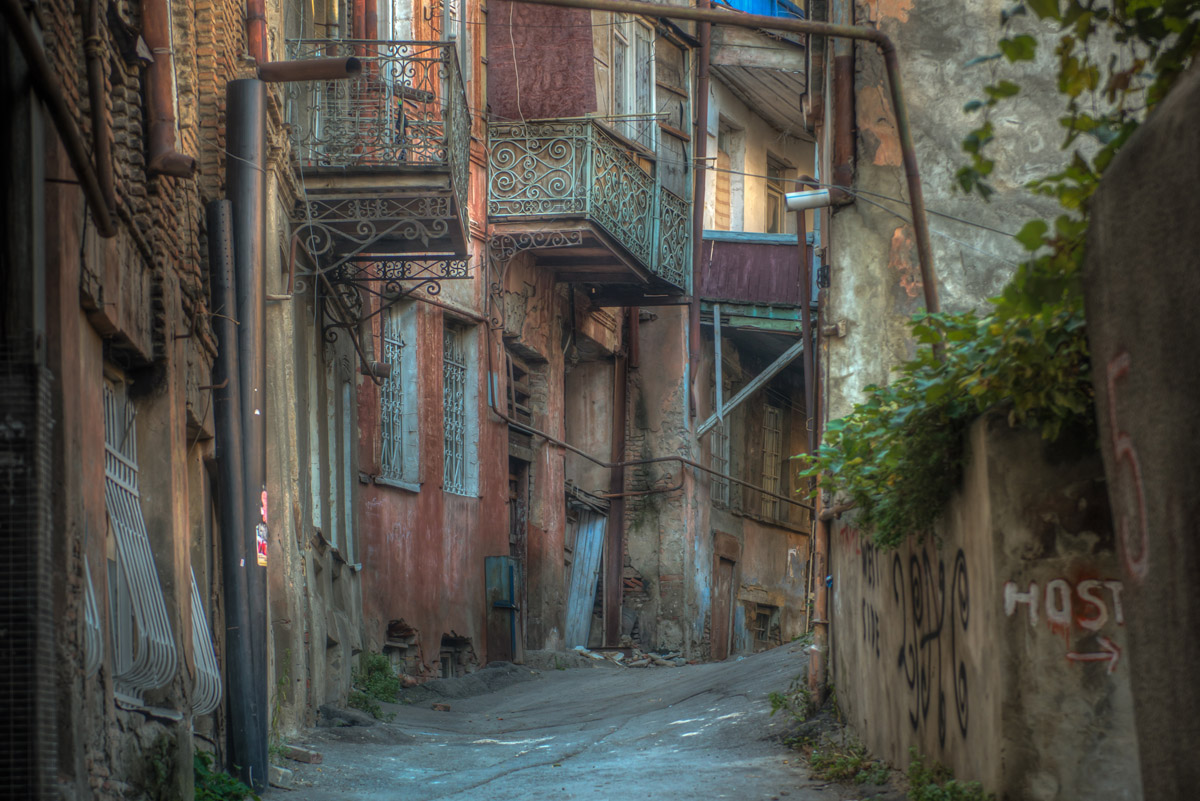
709;421;730;506
442;324;469;495
103;381;177;703
760;404;783;519
381;308;405;481
379;303;420;491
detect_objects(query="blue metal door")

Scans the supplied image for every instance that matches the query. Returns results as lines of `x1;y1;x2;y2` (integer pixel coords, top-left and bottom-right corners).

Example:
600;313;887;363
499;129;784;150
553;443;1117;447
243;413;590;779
565;511;607;648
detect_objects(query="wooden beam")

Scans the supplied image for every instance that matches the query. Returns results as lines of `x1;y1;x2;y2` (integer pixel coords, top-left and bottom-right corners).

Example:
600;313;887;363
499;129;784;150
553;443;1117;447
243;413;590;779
697;336;804;436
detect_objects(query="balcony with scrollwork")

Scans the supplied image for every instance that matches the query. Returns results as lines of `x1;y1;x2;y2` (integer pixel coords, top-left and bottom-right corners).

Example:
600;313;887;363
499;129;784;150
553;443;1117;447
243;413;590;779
487;119;690;302
285;40;470;260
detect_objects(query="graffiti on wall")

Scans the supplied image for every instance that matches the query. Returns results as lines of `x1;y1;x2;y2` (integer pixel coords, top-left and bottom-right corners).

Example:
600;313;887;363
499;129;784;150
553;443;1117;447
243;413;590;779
1003;578;1125;672
894;548;970;749
851;532;972;748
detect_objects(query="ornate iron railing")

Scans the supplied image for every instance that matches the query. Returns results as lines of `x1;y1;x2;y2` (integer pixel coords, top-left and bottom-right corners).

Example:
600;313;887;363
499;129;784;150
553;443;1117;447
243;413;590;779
285;39;470;215
488;119;690;290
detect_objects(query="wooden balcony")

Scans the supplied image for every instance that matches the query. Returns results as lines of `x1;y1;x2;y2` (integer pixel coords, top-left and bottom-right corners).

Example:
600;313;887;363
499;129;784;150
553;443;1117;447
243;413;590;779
699;230;814;333
285;40;470;259
487;119;690;301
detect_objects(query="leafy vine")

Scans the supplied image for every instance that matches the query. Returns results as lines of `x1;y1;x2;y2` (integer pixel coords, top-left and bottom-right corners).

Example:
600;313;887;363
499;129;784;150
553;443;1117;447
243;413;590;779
800;0;1200;549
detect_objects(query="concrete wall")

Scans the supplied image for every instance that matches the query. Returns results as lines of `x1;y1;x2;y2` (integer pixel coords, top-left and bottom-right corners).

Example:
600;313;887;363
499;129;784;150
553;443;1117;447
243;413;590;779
1084;62;1200;800
831;414;1141;800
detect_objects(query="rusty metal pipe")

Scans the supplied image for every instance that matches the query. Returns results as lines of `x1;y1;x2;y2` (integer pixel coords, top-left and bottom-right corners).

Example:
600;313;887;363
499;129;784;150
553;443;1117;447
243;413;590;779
604;338;629;644
258;57;362;82
143;0;196;177
247;0;267;63
688;0;711;420
830;0;854;201
510;0;940;315
86;0;116;213
1;0;116;236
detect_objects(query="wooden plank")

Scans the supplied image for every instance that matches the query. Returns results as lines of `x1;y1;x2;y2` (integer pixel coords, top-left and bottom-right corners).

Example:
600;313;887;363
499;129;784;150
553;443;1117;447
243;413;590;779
697;337;805;437
565;511;607;647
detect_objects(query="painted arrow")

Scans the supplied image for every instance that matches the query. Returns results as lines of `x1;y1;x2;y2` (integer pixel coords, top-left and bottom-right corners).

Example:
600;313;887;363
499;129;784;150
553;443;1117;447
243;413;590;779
1066;635;1121;674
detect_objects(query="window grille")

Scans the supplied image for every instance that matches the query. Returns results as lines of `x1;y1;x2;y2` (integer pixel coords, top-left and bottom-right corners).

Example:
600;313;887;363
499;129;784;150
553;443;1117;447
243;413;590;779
442;325;469;495
760;405;783;519
103;382;177;702
189;569;222;715
380;310;405;482
83;554;103;679
709;421;730;506
341;380;355;562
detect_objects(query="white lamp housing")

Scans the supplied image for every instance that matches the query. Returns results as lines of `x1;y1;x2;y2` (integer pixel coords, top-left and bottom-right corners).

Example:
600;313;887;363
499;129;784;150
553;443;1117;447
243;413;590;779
785;188;832;212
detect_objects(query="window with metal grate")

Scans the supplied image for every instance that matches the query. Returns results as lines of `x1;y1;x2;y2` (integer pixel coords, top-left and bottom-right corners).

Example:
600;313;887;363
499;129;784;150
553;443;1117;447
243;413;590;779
380;303;420;490
189;569;222;715
442;323;470;495
760;404;783;519
103;381;177;703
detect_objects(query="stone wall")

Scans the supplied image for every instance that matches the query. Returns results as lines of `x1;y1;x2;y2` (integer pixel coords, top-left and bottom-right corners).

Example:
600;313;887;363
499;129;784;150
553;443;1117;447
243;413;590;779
830;414;1141;800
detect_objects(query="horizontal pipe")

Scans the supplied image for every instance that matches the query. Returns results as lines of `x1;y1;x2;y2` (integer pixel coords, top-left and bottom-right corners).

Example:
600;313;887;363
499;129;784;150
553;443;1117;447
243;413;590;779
511;0;940;316
257;57;362;82
1;0;116;236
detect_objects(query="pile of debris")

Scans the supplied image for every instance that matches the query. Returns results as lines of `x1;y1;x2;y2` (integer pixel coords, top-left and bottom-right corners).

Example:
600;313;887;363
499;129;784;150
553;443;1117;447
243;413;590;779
571;645;690;668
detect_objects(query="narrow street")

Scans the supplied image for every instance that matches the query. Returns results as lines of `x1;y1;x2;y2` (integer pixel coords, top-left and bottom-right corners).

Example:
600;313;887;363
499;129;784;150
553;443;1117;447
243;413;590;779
278;646;852;801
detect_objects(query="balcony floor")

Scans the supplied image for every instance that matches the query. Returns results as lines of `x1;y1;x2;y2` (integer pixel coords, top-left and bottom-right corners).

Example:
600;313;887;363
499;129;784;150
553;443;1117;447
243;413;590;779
490;219;659;287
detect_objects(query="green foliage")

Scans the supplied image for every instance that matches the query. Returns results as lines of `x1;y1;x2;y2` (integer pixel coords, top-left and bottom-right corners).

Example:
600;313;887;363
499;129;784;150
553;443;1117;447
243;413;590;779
800;0;1200;550
353;651;401;703
348;651;401;721
768;673;814;722
194;750;261;801
808;738;888;785
907;749;993;801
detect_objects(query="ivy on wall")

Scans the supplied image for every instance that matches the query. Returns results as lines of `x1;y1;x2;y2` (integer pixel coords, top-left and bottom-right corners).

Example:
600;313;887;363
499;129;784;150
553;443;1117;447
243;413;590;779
800;0;1200;549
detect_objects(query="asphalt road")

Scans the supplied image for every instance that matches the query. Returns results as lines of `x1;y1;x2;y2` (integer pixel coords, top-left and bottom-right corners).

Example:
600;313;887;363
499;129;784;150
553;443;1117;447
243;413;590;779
274;644;854;801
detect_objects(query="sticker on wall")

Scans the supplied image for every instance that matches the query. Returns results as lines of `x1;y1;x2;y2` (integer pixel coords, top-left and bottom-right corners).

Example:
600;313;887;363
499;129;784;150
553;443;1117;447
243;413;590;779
256;523;268;566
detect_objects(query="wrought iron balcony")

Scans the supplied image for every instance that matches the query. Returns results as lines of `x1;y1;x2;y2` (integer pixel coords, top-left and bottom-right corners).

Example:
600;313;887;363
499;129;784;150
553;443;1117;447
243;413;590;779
488;119;690;297
285;40;470;259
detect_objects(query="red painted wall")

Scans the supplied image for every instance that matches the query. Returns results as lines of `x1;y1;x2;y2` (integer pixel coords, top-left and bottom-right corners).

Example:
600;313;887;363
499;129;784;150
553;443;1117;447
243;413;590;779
486;0;597;121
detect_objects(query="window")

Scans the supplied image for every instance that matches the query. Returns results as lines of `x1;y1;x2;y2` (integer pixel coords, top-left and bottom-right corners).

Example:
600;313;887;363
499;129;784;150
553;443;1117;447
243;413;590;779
760;404;783;518
380;303;420;490
715;126;733;231
765;158;787;234
190;569;222;715
613;16;655;150
103;380;177;703
442;322;476;496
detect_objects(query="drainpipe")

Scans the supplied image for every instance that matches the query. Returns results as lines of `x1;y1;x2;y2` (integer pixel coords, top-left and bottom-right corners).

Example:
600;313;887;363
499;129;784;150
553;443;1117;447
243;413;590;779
688;0;711;421
206;199;260;790
365;0;377;40
0;0;116;236
143;0;196;176
809;483;830;703
226;78;268;791
247;0;267;63
604;331;628;646
830;0;853;202
86;0;116;212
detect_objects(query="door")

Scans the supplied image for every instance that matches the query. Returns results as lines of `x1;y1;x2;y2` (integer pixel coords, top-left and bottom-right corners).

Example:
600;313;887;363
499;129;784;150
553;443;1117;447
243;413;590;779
712;557;735;660
565;510;607;648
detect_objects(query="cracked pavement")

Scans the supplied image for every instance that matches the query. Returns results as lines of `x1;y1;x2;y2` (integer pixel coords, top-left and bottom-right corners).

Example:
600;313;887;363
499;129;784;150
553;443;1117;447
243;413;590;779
274;644;855;800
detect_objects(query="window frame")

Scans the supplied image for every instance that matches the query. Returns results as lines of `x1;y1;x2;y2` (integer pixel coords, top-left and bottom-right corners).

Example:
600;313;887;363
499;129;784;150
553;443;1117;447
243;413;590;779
378;302;421;492
442;321;479;497
760;403;783;519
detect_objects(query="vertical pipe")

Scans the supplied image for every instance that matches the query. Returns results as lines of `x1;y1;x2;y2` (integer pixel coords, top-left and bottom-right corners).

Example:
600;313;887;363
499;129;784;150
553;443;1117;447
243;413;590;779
809;489;830;704
688;0;711;420
797;214;815;457
226;78;268;791
713;302;722;418
207;200;258;789
605;337;628;646
247;0;267;63
142;0;197;176
830;0;853;195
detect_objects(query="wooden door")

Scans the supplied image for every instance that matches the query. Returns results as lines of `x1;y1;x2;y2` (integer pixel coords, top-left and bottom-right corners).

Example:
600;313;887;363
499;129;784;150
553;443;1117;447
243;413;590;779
712;557;735;660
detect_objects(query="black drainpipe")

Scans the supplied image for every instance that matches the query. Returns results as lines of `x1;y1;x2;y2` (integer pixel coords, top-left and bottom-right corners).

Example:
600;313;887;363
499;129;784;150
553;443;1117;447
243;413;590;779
226;78;269;791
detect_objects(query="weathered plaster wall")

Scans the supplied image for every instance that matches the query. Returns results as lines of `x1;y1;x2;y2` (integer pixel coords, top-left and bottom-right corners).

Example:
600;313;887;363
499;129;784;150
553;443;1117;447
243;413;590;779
825;0;1066;419
831;415;1141;800
1083;62;1200;800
